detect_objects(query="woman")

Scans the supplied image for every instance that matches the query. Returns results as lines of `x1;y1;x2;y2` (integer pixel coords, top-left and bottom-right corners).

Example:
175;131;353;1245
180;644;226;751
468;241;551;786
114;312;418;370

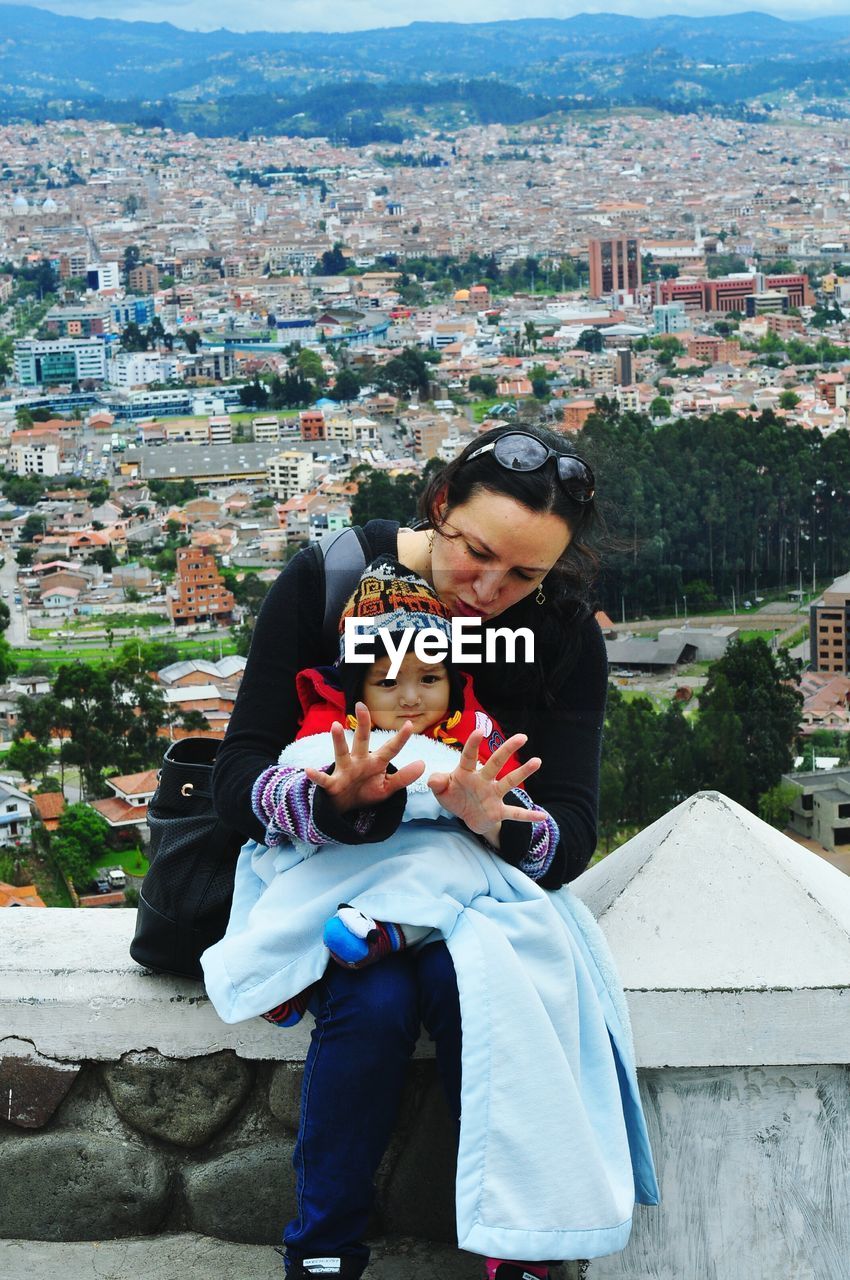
212;424;643;1279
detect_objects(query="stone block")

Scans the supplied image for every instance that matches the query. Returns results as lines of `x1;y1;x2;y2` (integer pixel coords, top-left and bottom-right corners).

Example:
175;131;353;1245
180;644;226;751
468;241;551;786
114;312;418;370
182;1139;297;1244
0;1039;81;1128
0;1132;170;1240
103;1049;253;1147
268;1061;304;1132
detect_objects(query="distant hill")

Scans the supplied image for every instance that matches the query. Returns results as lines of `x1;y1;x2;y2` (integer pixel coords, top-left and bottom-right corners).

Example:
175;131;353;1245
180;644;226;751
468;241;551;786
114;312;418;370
2;5;850;139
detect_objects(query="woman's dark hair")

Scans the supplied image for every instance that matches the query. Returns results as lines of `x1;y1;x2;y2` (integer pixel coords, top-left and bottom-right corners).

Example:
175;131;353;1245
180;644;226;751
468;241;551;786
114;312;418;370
417;422;602;705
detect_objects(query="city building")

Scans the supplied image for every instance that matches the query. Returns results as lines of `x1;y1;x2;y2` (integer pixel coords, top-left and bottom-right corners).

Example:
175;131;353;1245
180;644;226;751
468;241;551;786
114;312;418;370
657;273;813;314
652;303;689;335
167;547;235;627
0;779;33;847
108;350;162;388
299;409;326;442
86;261;121;293
589;235;642;298
128;263;160;293
208;415;233;446
45;302;111;337
14;337;107;387
111;297;156;329
267;449;313;500
810;571;850;676
784;766;850;855
815;373;847;409
614;348;633;387
252;417;282;443
9;438;61;477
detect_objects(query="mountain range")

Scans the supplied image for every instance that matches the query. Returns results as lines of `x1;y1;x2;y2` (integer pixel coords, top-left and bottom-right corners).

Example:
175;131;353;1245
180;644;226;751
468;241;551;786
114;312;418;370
2;6;850;139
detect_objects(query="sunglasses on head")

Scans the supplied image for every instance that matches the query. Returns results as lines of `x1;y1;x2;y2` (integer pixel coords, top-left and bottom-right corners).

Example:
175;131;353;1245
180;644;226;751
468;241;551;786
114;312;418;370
464;432;596;504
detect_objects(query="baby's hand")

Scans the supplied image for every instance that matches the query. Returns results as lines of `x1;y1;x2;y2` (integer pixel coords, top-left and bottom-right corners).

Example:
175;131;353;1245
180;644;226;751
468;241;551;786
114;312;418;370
305;702;425;814
427;730;545;844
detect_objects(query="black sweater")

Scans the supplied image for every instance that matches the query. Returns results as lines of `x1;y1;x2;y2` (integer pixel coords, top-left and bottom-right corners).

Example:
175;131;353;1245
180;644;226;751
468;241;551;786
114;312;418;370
212;520;608;887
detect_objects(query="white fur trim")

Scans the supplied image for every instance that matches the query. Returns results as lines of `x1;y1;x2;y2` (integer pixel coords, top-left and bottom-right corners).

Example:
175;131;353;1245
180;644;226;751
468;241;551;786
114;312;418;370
280;730;466;791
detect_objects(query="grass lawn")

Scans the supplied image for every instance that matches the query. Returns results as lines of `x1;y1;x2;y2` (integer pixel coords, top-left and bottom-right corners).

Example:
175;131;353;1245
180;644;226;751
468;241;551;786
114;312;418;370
14;635;240;672
471;398;506;423
87;845;149;884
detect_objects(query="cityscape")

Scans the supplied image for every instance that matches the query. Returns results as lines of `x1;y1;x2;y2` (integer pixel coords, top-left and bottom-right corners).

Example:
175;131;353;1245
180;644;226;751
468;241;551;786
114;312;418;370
1;6;850;1277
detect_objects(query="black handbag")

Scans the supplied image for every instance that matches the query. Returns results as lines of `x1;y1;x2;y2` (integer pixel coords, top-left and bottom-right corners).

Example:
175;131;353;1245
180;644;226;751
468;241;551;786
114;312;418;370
130;737;246;980
130;527;369;982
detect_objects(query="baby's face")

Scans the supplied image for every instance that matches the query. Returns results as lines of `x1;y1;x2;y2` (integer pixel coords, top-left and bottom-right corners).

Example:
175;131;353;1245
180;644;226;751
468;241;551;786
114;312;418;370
362;653;451;731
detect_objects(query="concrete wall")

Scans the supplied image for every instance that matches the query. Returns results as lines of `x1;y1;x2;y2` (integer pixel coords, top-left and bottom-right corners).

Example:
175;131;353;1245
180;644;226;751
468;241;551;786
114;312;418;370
1;792;849;1277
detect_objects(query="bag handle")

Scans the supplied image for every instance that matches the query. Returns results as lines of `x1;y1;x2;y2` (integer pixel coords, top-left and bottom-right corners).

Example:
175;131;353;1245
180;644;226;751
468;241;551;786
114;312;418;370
317;527;368;652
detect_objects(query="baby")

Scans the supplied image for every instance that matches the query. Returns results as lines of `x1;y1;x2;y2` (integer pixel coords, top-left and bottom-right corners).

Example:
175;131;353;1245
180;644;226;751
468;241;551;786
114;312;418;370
247;556;558;1027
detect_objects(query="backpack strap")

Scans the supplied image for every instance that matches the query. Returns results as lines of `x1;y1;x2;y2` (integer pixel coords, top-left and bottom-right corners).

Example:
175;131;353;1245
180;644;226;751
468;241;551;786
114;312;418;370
316;527;369;652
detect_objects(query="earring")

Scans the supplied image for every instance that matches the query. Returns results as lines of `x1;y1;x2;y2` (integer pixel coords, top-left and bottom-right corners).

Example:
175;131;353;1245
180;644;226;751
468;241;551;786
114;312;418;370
426;529;435;553
535;585;546;605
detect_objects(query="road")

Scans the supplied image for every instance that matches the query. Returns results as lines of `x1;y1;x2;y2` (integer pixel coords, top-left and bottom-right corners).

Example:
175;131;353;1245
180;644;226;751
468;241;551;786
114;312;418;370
0;554;28;647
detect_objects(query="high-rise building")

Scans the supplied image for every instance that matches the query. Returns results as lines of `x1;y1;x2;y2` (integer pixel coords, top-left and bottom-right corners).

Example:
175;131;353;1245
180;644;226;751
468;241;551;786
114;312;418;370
810;572;850;675
614;348;633;387
589;235;642;298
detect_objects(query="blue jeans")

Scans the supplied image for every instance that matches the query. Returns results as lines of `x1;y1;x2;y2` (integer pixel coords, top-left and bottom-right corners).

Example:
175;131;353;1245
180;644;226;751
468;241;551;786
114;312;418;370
283;941;462;1275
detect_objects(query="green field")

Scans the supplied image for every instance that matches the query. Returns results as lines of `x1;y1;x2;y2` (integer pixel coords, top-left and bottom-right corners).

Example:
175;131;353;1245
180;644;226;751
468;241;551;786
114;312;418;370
14;635;239;672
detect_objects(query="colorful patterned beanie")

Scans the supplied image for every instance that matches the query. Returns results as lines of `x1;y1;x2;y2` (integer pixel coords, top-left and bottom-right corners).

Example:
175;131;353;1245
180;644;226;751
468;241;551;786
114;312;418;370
335;556;461;715
337;555;452;659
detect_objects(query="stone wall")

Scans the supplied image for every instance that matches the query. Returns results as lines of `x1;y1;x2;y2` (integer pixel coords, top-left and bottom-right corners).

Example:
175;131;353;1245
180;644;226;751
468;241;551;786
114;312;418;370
0;1043;458;1247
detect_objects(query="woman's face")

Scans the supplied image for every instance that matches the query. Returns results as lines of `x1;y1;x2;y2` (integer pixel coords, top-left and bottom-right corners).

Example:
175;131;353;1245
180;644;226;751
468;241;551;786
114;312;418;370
430;490;573;622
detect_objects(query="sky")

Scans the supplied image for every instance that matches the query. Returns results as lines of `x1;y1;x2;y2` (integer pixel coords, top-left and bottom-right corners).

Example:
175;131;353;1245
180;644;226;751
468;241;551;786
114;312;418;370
7;1;850;34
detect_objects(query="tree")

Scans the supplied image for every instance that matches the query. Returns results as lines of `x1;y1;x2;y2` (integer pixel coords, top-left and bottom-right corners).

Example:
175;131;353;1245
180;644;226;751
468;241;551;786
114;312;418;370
20;661;168;800
120;322;148;352
2;473;43;505
350;465;424;526
575;328;603;354
377;347;431;399
649;396;672;419
757;781;798;830
88;483;109;507
297;348;326;387
182;329;202;355
692;674;750;805
123;244;141;277
6;736;51;782
52;804;111;887
693;640;802;812
239;377;269;409
315;244;348;275
468;374;497;397
778;390;800;410
331;367;361;403
86;546;118;571
177;709;211;733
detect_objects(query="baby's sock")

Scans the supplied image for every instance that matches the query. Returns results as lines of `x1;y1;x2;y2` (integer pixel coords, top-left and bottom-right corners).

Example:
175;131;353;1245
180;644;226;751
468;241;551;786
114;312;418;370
324;909;406;968
261;985;314;1027
484;1261;549;1280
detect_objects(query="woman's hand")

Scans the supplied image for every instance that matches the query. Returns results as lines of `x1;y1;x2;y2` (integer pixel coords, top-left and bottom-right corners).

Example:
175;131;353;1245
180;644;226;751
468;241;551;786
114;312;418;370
427;731;546;847
304;702;425;815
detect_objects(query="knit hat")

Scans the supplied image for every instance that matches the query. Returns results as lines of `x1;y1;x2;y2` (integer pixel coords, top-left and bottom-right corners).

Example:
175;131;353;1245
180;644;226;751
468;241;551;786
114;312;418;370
336;556;461;715
337;556;452;659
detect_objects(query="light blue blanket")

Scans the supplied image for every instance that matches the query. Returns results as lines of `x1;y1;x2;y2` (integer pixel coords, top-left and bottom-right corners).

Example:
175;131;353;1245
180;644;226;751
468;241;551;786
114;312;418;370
202;733;659;1261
